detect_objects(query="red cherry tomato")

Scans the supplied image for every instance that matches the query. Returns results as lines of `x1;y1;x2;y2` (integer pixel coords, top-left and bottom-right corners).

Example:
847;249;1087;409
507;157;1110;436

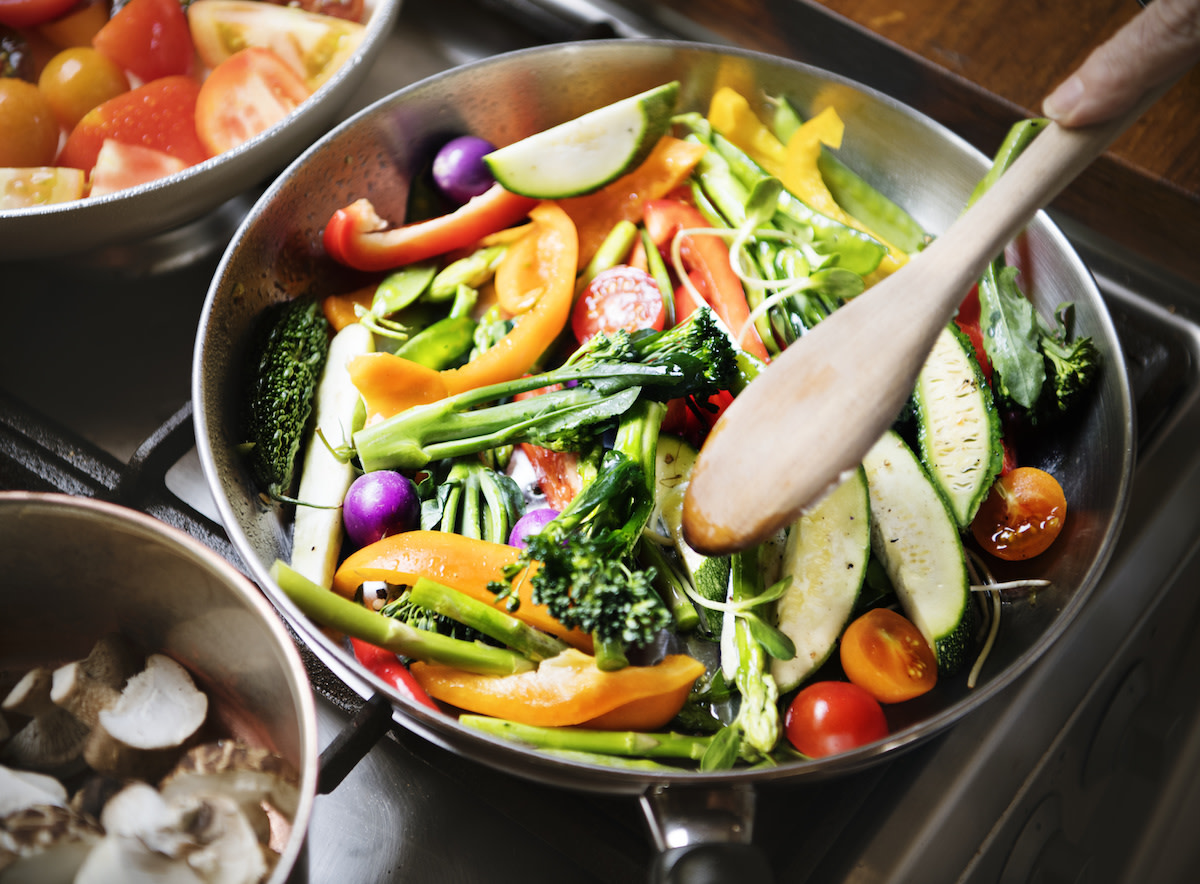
784;681;888;758
0;0;77;29
971;466;1067;561
269;0;364;23
92;0;194;82
839;608;938;704
571;265;666;345
59;75;209;172
194;47;310;156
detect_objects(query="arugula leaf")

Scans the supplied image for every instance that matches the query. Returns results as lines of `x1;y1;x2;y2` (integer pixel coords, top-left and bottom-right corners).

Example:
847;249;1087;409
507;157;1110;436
978;262;1046;410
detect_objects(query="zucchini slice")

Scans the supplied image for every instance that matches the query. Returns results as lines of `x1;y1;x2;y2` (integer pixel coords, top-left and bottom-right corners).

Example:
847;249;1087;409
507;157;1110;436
291;322;373;589
654;434;730;635
863;430;971;676
770;466;870;693
914;324;1002;528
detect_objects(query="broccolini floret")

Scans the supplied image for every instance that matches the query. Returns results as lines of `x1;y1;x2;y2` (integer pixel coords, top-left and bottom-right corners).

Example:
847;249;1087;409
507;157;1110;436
352;306;737;472
1040;327;1101;419
494;399;672;671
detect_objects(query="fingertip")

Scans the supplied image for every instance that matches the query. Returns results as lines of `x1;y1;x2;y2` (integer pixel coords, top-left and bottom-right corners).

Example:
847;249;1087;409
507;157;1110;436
1042;74;1086;122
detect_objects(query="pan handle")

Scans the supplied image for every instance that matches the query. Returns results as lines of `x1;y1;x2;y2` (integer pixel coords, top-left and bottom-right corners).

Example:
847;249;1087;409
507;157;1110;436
641;783;775;883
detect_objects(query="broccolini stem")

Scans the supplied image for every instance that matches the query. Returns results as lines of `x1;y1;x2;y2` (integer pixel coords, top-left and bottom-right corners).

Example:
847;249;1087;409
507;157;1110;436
271;561;535;675
459;715;715;760
408;577;568;662
639;538;702;632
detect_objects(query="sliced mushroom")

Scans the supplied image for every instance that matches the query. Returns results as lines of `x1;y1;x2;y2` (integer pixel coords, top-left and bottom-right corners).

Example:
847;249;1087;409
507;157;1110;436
83;654;209;781
0;765;68;818
160;741;301;823
74;782;269;884
0;803;103;884
0;669;88;775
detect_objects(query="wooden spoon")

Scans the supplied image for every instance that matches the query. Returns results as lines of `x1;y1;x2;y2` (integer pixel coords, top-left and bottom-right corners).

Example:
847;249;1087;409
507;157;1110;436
681;19;1182;556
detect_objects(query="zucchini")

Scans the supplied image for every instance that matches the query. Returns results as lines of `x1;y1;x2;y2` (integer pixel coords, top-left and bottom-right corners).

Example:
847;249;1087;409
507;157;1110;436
770;467;870;693
862;430;971;676
653;434;731;635
291;322;374;588
243;298;331;500
914;324;1002;528
484;81;680;199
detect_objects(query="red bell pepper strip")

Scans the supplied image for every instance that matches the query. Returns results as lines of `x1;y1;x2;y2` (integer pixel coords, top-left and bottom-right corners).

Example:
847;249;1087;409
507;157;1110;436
323;183;538;272
349;637;440;711
643;199;770;361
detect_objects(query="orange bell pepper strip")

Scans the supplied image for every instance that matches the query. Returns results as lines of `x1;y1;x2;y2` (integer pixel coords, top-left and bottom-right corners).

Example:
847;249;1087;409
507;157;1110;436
322;183;539;272
439;201;577;394
643;198;771;361
322;285;376;332
348;352;450;423
410;648;706;729
559;136;707;270
332;530;592;651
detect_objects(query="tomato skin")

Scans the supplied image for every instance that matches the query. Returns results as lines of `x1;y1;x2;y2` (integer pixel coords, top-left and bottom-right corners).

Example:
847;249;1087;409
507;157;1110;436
784;681;888;758
971;466;1067;561
840;608;938;704
0;0;77;29
268;0;363;21
59;75;208;172
195;46;310;155
0;78;59;167
572;265;666;345
92;0;194;82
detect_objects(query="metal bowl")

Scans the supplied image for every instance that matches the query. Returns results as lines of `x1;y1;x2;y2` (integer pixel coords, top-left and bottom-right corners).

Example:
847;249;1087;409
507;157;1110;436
192;39;1132;871
0;491;319;883
0;0;402;262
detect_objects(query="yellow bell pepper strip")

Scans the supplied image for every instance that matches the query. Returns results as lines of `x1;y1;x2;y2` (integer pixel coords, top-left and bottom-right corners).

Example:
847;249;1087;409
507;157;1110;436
410;647;706;729
559;136;708;270
331;529;593;651
322;183;539;272
706;87;907;277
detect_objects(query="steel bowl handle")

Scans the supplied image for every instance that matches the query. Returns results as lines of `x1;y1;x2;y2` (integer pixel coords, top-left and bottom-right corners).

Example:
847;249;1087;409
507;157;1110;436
641;784;774;883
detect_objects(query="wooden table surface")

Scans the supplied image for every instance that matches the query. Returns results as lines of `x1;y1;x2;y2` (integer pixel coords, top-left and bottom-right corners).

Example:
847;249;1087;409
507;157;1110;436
651;0;1200;284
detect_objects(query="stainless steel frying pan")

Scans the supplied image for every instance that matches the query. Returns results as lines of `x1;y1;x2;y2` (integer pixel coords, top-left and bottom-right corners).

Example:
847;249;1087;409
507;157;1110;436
192;40;1133;881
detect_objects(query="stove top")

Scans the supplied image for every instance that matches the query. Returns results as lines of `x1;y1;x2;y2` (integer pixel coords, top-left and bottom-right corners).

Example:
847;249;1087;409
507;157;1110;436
4;1;1200;881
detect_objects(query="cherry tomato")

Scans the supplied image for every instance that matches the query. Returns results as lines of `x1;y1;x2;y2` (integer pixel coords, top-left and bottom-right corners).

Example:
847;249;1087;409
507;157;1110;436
0;0;77;29
38;0;111;49
194;47;310;155
59;75;209;172
92;0;193;83
38;47;130;130
839;608;937;703
971;466;1067;561
572;265;666;345
784;681;888;759
0;78;58;167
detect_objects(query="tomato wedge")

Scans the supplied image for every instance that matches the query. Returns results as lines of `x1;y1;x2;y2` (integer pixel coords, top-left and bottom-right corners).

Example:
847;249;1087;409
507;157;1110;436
572;265;666;345
195;47;311;156
971;466;1067;561
0;0;77;29
784;681;888;758
839;608;938;703
92;0;194;82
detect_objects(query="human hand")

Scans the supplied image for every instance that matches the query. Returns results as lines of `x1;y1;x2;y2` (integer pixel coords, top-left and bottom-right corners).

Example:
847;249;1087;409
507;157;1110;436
1042;0;1200;126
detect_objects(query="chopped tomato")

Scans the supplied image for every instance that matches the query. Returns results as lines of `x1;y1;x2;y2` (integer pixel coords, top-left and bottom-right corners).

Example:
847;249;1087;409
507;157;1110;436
643;198;770;360
971;466;1067;561
512;384;583;510
955;284;992;386
572;265;666;345
195;47;311;156
59;75;209;172
0;0;77;29
38;0;111;47
92;0;194;82
88;139;187;196
839;608;937;703
0;167;86;209
784;681;888;758
268;0;363;21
